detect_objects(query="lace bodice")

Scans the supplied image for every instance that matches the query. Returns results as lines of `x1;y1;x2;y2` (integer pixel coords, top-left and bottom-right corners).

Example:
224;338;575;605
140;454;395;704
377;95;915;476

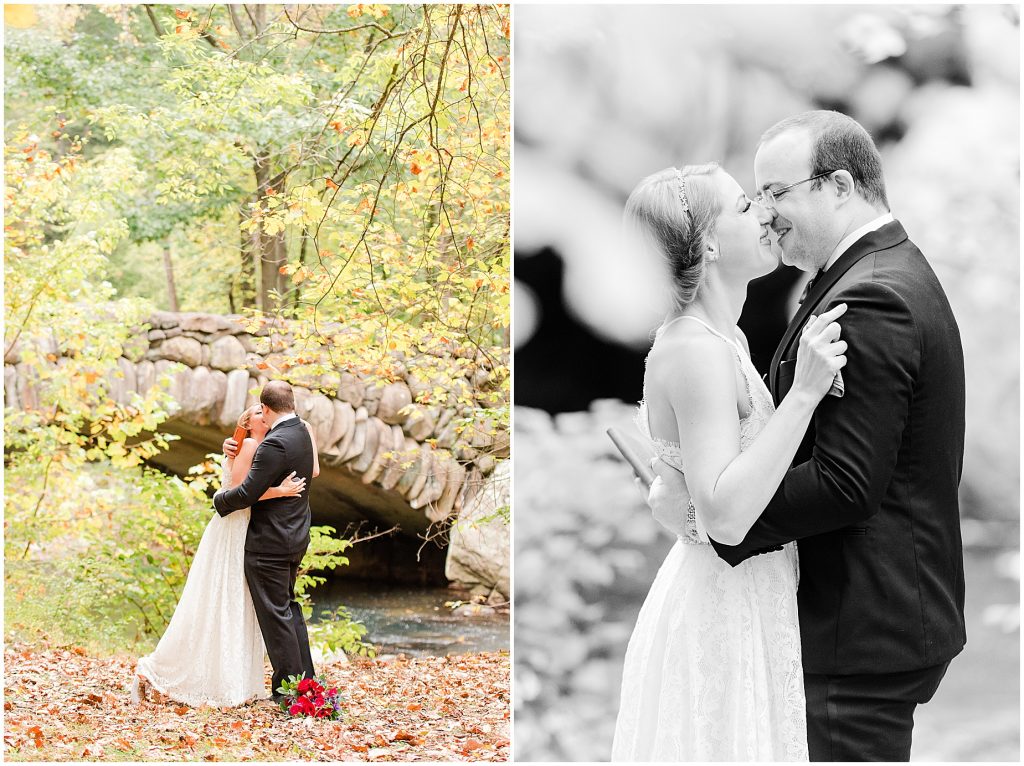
636;315;775;544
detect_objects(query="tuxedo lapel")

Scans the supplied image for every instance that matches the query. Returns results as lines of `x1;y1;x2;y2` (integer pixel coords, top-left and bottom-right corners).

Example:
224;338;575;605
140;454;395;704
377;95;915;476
769;221;909;400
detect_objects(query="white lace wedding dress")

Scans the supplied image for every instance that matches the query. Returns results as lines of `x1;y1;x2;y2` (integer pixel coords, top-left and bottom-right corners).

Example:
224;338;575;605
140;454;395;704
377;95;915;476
135;462;266;707
611;316;808;761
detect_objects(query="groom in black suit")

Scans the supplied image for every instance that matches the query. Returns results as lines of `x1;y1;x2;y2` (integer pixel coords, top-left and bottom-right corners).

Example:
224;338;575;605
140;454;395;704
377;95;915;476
704;111;967;761
214;380;316;701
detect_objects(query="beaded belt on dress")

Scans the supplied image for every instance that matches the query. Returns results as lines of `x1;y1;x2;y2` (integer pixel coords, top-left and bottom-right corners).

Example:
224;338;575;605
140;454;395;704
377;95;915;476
680;499;713;546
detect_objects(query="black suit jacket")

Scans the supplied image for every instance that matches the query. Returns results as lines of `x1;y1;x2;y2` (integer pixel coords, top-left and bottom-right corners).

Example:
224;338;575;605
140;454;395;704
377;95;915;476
711;221;967;675
213;416;314;555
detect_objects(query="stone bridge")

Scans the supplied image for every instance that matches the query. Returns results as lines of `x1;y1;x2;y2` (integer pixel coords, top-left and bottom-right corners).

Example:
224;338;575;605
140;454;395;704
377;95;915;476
4;312;509;597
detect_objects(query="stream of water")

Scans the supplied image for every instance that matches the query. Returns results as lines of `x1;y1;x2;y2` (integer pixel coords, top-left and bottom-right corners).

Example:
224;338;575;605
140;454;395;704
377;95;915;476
309;582;509;658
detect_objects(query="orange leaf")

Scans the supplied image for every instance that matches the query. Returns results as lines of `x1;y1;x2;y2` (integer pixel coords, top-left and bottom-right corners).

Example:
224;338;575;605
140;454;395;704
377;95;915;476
175;24;184;34
278;265;289;275
265;187;276;196
174;705;189;715
256;362;269;370
466;237;475;249
409;162;422;176
174;8;190;19
325;178;339;190
406;703;423;712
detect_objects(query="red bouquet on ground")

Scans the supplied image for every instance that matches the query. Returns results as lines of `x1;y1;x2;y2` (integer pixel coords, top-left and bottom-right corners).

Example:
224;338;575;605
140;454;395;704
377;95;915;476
276;675;342;720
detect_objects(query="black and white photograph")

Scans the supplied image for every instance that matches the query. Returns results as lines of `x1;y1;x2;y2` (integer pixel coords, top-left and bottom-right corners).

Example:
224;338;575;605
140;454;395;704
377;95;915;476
513;4;1019;762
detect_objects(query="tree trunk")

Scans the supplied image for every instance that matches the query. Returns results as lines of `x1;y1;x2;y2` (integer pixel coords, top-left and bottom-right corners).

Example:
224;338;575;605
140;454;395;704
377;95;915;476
236;204;257;310
294;225;309;310
162;243;180;312
253;151;287;313
260;233;287;314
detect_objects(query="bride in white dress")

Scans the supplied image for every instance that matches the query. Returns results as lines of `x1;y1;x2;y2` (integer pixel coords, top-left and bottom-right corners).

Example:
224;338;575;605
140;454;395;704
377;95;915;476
611;164;848;761
131;405;314;707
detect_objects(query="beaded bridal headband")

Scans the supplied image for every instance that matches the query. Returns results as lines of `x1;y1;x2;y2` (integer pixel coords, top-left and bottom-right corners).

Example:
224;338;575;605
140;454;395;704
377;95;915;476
673;167;690;215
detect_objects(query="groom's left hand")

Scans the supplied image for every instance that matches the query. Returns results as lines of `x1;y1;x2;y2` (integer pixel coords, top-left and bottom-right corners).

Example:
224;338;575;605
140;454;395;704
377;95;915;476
649;460;691;527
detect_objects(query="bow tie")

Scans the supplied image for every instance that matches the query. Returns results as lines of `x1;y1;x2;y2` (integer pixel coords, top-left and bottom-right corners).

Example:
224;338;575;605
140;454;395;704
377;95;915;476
798;268;826;305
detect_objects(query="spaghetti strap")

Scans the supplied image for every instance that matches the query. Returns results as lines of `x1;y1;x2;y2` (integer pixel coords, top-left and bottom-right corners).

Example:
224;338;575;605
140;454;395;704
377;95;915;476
668;315;739;349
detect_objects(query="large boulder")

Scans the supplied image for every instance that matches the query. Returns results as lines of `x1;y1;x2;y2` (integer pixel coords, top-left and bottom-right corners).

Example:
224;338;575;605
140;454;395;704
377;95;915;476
158;336;203;367
445;459;510;601
219;369;251;427
378;381;413;424
209;335;247;371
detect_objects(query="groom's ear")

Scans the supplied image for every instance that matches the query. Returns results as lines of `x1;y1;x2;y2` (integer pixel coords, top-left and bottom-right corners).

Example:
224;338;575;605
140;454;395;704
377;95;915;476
831;170;856;204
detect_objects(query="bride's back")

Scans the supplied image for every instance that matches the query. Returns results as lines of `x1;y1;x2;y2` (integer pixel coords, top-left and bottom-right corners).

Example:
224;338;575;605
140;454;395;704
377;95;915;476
643;319;752;447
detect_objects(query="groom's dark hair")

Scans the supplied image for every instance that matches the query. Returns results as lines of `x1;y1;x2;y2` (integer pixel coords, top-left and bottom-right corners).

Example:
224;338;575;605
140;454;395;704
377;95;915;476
760;110;889;210
260;380;296;413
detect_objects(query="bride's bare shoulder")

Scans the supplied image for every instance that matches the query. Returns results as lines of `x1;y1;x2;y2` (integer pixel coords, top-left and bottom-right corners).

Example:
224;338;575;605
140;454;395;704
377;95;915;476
647;328;734;382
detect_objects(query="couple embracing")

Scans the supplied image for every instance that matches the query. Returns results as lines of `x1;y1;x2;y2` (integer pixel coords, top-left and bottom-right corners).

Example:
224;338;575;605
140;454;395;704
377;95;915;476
133;380;320;708
612;111;966;761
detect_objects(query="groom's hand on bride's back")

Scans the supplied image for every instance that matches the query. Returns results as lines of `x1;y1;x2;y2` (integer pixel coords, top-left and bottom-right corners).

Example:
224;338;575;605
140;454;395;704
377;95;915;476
223;437;239;459
649;460;690;529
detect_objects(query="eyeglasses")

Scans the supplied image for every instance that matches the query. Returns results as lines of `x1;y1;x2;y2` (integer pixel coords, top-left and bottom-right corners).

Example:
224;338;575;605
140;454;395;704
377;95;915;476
755;170;837;208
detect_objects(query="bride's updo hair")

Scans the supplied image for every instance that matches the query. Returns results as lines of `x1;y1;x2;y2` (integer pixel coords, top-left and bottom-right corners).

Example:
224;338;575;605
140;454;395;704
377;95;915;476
624;163;721;309
236;406;254;431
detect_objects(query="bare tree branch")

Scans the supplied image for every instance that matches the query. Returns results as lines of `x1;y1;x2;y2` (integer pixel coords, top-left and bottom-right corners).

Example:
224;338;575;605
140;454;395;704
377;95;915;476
282;6;406;39
143;4;166;38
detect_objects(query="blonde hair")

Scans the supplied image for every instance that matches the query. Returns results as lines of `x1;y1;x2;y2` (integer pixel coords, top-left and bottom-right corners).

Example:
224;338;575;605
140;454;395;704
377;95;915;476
236;406;256;431
624;163;721;310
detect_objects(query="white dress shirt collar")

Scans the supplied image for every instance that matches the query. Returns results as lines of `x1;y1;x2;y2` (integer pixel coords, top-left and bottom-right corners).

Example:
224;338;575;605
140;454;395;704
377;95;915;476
269;412;298;431
824;212;895;272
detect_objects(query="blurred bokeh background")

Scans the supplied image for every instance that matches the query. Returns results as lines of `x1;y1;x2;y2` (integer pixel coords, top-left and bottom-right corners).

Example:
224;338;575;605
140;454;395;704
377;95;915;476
513;5;1019;762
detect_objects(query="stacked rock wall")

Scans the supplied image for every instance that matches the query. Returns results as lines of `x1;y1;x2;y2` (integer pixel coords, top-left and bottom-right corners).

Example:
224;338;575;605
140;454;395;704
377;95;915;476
4;312;510;585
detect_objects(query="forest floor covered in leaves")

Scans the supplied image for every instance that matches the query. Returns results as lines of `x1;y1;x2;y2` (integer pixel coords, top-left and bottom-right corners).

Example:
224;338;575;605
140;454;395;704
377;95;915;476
3;643;509;762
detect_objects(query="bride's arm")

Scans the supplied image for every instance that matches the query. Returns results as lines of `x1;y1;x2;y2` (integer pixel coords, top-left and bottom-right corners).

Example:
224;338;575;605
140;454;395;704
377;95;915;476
659;315;844;546
302;420;320;478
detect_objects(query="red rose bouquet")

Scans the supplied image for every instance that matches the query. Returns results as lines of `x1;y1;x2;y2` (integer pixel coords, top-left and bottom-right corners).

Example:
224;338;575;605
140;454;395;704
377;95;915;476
276;675;342;720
